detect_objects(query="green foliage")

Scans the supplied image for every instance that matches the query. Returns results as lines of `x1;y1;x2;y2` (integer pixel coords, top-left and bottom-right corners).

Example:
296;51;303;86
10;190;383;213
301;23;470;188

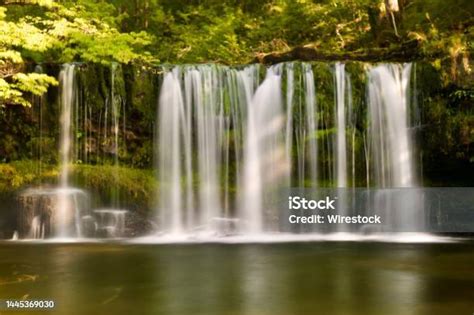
72;164;156;214
168;6;249;64
0;160;58;193
416;62;474;172
1;0;472;96
0;1;153;106
309;128;337;140
0;160;156;213
249;0;372;52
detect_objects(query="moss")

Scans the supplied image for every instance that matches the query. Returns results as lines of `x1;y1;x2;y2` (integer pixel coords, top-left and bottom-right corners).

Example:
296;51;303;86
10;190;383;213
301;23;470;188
0;160;157;216
0;160;58;194
71;164;156;216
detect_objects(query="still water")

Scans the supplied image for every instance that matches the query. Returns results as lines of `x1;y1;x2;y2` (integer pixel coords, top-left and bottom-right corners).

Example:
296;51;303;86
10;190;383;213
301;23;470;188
0;241;473;315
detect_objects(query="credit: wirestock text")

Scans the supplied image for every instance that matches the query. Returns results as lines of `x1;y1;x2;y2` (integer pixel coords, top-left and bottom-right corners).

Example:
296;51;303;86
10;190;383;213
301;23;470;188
287;195;382;225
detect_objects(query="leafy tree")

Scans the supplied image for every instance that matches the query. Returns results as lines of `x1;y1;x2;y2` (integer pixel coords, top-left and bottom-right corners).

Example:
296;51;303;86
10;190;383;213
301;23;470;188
1;0;472;107
0;0;153;107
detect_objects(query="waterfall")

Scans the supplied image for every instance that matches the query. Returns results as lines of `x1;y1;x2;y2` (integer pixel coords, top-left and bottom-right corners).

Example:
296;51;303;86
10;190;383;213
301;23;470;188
367;63;422;232
334;63;347;188
59;65;75;192
367;64;415;187
57;64;76;238
190;67;224;230
29;215;45;239
158;69;188;234
151;62;420;237
94;209;128;238
157;65;263;235
241;66;288;233
110;63;123;208
55;64;91;238
285;63;318;188
303;64;318;187
9;61;425;240
284;63;295;186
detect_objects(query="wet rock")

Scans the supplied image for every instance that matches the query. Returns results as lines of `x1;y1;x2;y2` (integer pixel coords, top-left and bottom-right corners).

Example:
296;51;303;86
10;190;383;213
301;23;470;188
81;215;97;238
16;188;89;239
93;209;127;238
124;211;156;237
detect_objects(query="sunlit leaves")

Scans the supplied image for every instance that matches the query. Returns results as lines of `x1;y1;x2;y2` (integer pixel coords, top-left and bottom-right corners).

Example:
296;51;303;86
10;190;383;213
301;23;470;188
0;50;22;64
12;73;58;95
0;73;57;107
0;1;153;106
3;0;54;6
171;7;248;64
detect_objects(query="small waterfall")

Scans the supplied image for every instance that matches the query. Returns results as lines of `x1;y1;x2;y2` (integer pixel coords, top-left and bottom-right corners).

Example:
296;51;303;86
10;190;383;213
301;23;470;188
190;67;225;230
55;64;92;238
226;66;259;225
303;64;318;187
367;63;422;231
29;215;45;239
367;64;415;187
158;70;188;234
285;63;318;188
11;231;18;240
284;63;295;187
93;209;128;238
110;63;123;208
157;65;260;235
59;65;75;190
334;63;348;188
57;64;76;238
241;66;288;233
333;63;353;232
16;188;89;239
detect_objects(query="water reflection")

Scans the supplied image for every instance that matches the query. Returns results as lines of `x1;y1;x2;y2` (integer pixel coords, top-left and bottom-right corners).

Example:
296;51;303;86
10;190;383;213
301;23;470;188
0;242;473;315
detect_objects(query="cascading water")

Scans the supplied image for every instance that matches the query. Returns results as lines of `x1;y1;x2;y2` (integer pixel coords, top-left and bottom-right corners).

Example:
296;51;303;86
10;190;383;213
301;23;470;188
285;63;318;188
334;62;348;188
158;69;189;234
367;63;422;231
109;63;123;208
59;65;75;195
57;64;76;238
333;63;355;232
157;65;259;235
8;61;426;240
94;209;128;238
53;64;90;238
155;61;421;238
191;67;225;230
303;64;318;188
367;64;415;188
11;60;422;241
241;66;288;233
